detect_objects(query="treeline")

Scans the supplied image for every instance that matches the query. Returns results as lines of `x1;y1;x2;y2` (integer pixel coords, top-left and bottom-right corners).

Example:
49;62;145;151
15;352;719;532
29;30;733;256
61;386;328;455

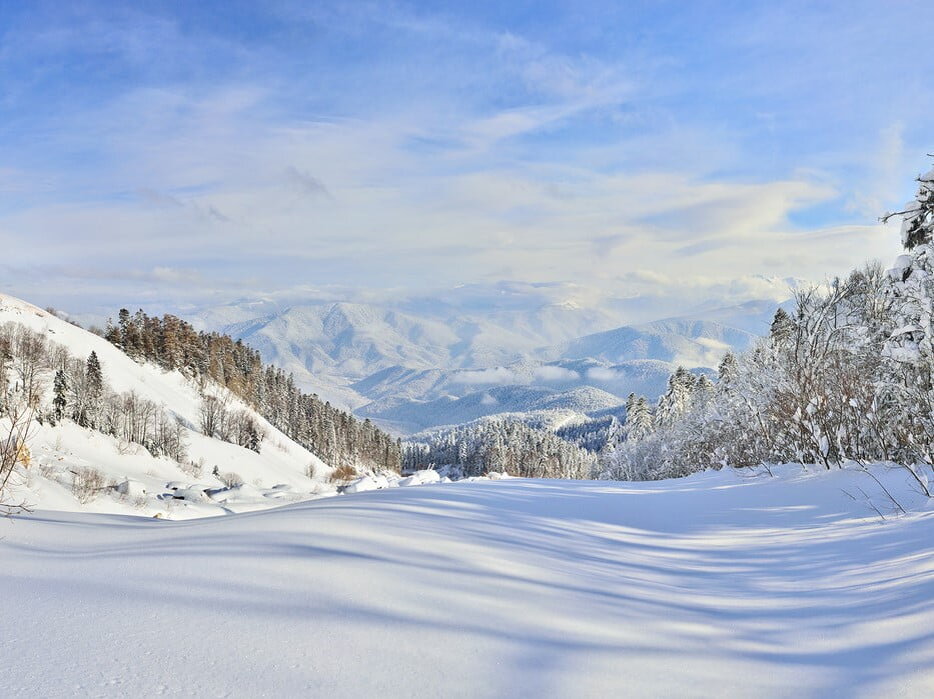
403;417;596;479
599;161;934;494
555;412;623;452
104;309;401;472
0;324;187;463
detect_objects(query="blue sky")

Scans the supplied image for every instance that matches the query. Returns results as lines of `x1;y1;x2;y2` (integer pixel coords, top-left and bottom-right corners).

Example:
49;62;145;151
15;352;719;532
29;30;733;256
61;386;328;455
1;0;932;314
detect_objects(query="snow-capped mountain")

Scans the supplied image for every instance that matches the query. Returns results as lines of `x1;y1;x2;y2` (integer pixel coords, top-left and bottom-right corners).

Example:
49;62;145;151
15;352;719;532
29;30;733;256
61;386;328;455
359;384;625;434
194;290;781;432
353;358;679;402
553;318;759;367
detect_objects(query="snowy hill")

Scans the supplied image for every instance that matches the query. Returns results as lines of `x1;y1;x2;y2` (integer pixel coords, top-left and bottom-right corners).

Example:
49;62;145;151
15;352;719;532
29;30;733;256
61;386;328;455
554;318;759;367
0;293;335;517
2;464;931;696
359;384;625;434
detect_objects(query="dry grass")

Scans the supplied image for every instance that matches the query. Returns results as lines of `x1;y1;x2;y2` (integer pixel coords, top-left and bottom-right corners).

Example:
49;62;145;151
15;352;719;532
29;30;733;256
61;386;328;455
329;464;358;483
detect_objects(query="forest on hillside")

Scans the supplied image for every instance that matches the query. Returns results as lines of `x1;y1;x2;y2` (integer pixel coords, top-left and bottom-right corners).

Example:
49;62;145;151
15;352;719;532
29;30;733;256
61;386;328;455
101;309;402;473
403;416;596;479
0;308;402;511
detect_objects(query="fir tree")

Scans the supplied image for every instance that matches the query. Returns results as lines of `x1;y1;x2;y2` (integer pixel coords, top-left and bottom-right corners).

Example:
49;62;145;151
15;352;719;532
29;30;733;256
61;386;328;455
85;351;103;428
86;352;103;399
626;396;654;441
769;308;795;346
717;352;738;385
52;369;67;422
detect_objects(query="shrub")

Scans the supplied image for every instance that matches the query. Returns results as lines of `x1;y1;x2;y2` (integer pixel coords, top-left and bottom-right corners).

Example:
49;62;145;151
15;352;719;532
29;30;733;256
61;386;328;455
329;463;358;483
72;467;107;503
219;471;244;488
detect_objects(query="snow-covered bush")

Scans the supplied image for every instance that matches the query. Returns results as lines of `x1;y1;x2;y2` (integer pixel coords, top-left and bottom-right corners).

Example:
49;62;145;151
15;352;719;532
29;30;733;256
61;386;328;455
219;471;245;488
71;467;107;503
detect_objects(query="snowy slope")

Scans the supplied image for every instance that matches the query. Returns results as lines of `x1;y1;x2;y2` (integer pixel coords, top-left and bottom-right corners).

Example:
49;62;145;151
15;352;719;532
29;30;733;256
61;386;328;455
1;464;931;696
0;293;332;517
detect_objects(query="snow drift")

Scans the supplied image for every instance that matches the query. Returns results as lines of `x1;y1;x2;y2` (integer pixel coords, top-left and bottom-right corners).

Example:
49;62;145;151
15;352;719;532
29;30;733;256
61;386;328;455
1;464;931;697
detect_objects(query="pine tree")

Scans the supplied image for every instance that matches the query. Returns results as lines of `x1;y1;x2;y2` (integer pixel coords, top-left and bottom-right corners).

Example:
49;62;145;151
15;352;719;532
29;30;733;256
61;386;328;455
52;369;67;422
625;395;654;441
884;165;934;250
85;351;103;428
717;352;738;385
655;367;695;428
694;375;715;408
86;352;103;397
769;308;795;346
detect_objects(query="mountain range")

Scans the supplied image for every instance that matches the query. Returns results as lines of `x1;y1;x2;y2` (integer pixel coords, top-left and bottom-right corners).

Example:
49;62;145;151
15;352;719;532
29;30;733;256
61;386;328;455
194;292;783;434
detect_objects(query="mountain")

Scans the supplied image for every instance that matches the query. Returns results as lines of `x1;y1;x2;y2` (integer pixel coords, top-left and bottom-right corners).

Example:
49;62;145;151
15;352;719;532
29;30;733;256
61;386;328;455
194;291;780;431
358;384;625;434
355;358;692;404
554;318;760;367
200;297;629;387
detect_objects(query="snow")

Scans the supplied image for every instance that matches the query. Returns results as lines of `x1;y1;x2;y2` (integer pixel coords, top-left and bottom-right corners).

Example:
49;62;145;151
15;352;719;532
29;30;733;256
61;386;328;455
1;464;931;696
344;469;442;492
0;293;341;517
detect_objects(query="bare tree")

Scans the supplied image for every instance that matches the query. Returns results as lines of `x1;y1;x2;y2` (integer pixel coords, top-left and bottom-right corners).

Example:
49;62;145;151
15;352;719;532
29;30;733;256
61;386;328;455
1;379;37;515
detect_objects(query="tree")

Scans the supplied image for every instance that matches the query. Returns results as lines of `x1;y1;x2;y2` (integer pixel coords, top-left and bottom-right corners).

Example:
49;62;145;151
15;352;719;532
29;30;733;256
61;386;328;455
655;367;696;428
625;395;654;441
883;165;934;249
769;308;795;346
85;351;104;429
52;369;67;422
199;393;229;438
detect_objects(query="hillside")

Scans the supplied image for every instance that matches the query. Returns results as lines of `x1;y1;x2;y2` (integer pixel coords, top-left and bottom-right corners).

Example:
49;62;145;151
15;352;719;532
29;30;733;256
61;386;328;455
2;465;931;696
0;294;339;517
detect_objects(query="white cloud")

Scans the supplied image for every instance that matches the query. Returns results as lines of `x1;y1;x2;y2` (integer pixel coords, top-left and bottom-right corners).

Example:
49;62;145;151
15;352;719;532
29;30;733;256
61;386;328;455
0;1;925;316
586;367;621;382
453;368;518;385
534;366;580;382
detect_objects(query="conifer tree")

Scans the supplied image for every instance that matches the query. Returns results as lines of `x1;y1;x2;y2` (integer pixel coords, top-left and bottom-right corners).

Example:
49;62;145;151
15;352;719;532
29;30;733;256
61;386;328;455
85;351;103;428
769;308;795;346
625;395;654;441
52;369;67;422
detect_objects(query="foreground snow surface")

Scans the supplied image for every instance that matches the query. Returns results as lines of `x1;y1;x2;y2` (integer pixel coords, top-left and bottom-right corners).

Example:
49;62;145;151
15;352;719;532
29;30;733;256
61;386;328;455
2;466;933;697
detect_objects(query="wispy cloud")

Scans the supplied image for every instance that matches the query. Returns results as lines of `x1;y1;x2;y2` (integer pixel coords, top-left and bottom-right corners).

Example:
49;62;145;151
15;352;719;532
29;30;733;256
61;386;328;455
0;0;930;315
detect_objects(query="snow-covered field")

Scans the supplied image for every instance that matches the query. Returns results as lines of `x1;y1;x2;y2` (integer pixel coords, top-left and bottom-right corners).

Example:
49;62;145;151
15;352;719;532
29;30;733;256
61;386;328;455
2;464;932;697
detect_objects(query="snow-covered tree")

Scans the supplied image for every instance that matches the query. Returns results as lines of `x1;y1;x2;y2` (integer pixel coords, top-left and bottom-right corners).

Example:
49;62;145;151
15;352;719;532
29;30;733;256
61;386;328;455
655;367;696;428
625;394;654;441
52;369;67;422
